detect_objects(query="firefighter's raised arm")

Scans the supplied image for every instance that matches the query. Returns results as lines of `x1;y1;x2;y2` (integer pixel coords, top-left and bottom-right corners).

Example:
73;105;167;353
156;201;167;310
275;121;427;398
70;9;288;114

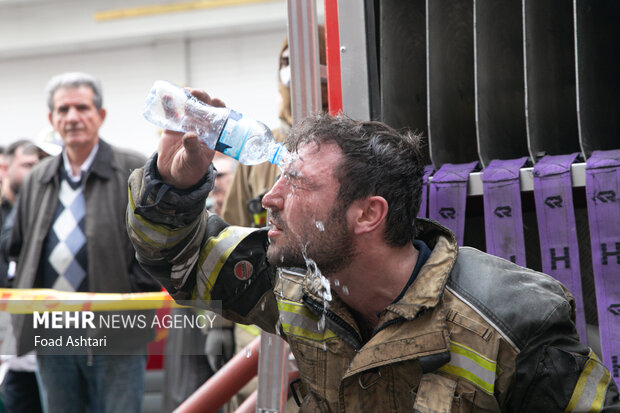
156;89;225;189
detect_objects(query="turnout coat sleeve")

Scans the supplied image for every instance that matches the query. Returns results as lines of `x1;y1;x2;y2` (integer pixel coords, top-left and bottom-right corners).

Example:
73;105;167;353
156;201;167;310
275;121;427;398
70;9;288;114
509;305;620;412
443;245;620;412
127;155;280;333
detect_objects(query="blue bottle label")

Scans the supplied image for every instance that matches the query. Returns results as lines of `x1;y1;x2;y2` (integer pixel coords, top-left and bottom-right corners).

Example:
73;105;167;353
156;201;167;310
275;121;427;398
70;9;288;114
216;110;252;160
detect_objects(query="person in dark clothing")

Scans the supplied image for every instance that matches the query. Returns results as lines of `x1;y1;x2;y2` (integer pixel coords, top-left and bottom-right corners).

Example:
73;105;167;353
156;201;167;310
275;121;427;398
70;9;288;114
0;140;44;286
0;140;46;413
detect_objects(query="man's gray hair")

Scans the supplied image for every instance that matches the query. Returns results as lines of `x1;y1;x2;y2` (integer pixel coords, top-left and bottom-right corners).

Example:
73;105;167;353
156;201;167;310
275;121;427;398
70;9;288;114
46;72;103;112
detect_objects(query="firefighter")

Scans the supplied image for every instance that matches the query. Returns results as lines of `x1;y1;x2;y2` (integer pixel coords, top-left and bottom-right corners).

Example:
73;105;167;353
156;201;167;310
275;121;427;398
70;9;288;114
127;107;619;411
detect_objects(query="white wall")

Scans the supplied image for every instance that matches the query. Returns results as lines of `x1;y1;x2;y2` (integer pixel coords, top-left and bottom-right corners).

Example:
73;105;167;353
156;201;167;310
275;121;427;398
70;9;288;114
0;0;288;156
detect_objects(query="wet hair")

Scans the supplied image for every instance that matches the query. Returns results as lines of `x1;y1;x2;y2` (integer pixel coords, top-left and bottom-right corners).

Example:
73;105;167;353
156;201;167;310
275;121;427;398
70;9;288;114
46;72;103;112
287;113;425;246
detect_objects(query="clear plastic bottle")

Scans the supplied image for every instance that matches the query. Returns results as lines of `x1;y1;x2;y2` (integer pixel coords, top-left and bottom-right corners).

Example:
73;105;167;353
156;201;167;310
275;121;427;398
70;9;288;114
142;80;289;166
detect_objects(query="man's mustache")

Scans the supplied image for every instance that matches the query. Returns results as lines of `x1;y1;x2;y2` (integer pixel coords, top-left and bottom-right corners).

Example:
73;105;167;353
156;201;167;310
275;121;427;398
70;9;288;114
269;211;286;231
65;124;85;132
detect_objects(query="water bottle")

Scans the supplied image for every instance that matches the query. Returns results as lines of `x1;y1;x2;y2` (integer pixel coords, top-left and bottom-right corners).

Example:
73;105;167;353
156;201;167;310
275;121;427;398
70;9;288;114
142;80;289;166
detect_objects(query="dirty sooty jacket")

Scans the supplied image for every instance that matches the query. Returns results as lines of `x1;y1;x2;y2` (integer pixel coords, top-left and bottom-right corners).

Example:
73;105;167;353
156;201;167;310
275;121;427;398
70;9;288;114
127;156;620;413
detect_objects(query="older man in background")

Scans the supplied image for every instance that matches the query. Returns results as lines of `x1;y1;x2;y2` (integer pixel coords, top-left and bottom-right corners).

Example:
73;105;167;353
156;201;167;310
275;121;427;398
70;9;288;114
9;72;158;413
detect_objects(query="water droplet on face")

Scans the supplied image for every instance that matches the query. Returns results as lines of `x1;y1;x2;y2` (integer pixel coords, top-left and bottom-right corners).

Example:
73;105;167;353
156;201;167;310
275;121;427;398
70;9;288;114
315;221;325;232
342;286;350;296
277;151;300;174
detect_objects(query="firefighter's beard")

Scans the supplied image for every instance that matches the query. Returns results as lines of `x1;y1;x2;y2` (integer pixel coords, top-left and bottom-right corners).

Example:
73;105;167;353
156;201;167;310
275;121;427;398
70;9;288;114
266;202;355;276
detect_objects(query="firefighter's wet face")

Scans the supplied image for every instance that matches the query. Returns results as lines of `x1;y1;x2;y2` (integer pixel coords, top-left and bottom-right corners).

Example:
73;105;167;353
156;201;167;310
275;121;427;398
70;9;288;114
262;142;354;274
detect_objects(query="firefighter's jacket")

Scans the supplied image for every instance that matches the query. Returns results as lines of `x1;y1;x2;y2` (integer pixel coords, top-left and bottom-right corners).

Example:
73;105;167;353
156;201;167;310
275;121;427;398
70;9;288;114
127;158;620;412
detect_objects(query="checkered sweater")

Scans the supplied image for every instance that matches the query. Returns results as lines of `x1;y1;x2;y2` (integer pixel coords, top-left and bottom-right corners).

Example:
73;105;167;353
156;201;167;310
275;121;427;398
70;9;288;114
41;168;88;292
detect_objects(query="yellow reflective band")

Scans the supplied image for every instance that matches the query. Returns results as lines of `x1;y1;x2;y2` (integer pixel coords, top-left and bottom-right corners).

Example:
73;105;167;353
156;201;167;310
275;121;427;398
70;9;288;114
237;323;261;337
439;364;494;395
450;341;496;372
127;189;195;249
591;370;611;411
198;230;234;301
277;300;337;342
566;355;597;412
437;341;496;395
277;300;307;314
280;322;337;342
565;355;611;413
277;300;321;321
196;226;255;302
